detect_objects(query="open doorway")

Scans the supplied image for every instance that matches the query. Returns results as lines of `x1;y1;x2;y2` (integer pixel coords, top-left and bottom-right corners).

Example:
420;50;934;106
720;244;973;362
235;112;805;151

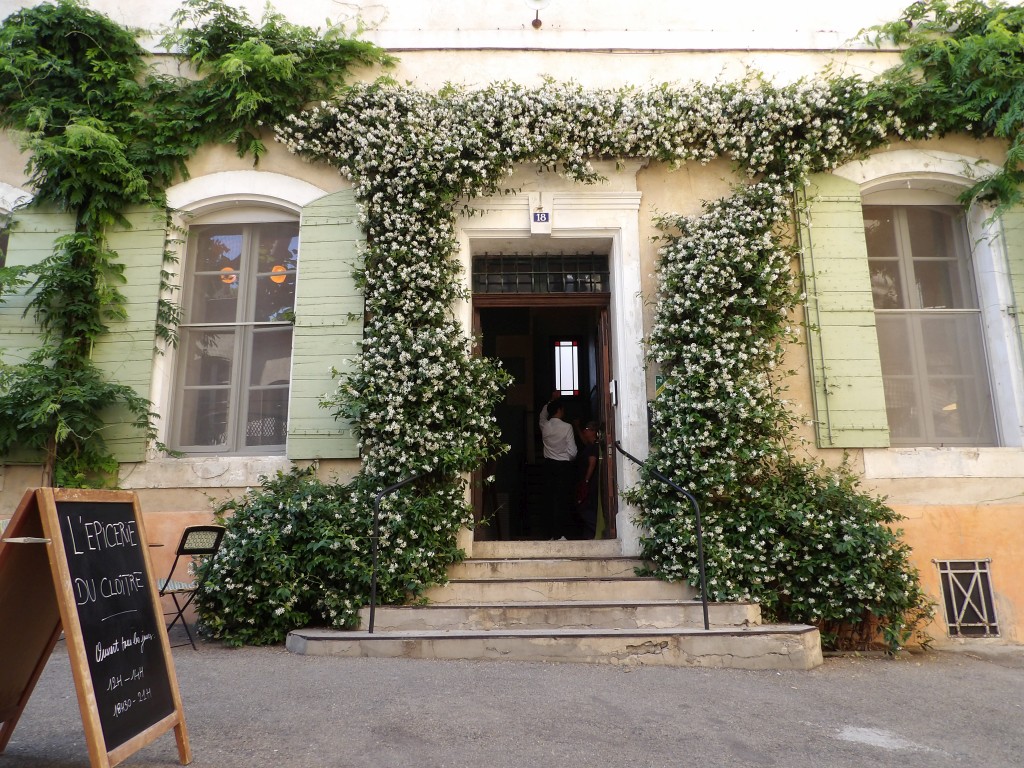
474;302;616;540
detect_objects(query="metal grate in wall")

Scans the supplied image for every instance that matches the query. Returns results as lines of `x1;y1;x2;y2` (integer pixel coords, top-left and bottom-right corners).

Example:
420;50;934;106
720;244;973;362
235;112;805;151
472;254;609;294
935;559;999;637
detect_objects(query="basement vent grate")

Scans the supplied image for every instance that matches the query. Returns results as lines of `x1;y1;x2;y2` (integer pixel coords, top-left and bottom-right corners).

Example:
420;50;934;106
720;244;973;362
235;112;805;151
934;559;999;638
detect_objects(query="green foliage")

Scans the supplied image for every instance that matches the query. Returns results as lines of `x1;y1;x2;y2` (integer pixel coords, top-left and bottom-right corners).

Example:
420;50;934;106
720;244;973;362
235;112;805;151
0;0;390;485
624;179;934;653
866;0;1024;210
0;229;155;486
0;355;153;487
283;76;934;652
0;0;170;220
162;0;394;159
197;467;468;646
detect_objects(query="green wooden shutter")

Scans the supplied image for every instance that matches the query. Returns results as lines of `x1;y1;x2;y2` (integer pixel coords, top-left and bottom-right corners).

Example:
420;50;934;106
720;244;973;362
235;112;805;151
288;189;364;460
1;207;163;464
1002;204;1024;341
799;174;890;448
0;207;75;364
93;207;166;462
0;208;76;463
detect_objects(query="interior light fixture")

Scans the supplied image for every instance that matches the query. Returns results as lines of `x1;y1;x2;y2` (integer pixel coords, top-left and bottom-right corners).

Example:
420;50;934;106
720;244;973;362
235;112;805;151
524;0;552;29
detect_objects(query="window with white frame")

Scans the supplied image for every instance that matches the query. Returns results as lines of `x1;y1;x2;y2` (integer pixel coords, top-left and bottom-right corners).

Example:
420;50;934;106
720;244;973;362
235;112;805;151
173;217;298;453
863;200;997;446
554;339;580;396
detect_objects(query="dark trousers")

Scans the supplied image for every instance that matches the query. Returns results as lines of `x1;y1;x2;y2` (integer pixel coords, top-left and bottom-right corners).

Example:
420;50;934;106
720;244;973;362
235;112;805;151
543;458;576;539
578;482;598;539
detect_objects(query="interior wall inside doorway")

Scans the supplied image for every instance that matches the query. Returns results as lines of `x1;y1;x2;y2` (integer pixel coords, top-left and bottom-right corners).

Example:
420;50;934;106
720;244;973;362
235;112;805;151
478;306;604;540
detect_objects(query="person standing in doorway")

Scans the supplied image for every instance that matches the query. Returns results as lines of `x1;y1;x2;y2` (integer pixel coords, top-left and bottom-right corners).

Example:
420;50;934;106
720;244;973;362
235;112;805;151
539;393;577;539
576;421;600;540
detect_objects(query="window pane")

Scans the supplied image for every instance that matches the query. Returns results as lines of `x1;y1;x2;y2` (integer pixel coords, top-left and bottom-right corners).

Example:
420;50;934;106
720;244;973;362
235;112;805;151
194;227;243;272
472;254;609;294
905;207;956;259
876;314;922;439
246;327;291;446
919;315;995;444
179;388;230;447
869;261;904;309
881;376;922;441
554;340;579;395
249;327;293;386
190;226;244;323
864;207;905;309
189;274;240;323
254;224;298;322
863;207;899;258
875;314;914;376
920;315;982;376
181;329;235;386
245;388;288;447
914;259;966;309
906;207;974;309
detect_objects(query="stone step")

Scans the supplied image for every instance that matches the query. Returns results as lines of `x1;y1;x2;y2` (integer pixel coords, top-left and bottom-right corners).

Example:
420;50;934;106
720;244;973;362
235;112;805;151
472;540;623;559
447;557;644;580
421;576;696;604
286;625;823;670
358;599;760;631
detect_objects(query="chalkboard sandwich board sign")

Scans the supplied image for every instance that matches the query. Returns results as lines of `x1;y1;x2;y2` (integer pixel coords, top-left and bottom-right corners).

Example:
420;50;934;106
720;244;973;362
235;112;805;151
0;488;191;768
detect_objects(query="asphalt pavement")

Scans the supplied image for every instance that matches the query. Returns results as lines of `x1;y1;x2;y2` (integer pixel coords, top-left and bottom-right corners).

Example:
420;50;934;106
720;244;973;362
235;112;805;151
3;638;1023;768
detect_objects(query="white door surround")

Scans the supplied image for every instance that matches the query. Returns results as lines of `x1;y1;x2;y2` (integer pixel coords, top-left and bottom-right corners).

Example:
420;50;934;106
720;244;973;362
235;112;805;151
457;162;648;555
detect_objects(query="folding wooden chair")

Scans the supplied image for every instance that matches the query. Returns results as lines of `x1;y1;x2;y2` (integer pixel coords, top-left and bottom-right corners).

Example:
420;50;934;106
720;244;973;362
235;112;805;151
157;525;226;649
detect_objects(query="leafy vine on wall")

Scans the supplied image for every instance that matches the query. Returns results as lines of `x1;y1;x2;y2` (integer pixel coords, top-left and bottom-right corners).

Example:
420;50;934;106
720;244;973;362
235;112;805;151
0;0;392;486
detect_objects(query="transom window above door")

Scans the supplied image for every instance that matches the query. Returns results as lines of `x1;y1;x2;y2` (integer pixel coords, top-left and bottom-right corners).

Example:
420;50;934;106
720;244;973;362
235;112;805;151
173;220;299;453
473;253;609;294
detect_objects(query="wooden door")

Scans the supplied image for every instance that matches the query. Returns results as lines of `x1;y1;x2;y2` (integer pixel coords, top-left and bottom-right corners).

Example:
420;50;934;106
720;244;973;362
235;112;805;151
597;306;617;537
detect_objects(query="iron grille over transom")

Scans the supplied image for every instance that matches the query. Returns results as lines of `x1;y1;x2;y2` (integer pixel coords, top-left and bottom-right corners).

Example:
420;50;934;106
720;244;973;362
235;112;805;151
935;559;999;637
473;254;609;294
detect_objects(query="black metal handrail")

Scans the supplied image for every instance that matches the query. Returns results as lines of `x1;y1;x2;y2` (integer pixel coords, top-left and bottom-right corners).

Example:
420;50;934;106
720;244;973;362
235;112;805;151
368;471;428;634
614;441;710;631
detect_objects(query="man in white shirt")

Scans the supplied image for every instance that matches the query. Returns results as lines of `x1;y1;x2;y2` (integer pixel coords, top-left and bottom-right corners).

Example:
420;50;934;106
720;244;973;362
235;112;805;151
539;395;578;539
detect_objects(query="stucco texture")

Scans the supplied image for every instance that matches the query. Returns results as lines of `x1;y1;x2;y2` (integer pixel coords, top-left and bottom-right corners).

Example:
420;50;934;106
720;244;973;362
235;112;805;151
895;503;1023;644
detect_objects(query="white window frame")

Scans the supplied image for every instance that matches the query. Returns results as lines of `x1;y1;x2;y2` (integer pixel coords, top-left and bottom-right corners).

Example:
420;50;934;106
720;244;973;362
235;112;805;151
835;149;1024;477
863;197;997;446
122;171;328;487
173;215;299;455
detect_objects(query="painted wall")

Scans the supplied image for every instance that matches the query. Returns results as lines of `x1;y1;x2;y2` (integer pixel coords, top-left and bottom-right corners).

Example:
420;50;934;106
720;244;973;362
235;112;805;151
897;504;1023;645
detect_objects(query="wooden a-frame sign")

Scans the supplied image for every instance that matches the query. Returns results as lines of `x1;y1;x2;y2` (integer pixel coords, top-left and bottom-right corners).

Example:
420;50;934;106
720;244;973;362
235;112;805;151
0;488;191;767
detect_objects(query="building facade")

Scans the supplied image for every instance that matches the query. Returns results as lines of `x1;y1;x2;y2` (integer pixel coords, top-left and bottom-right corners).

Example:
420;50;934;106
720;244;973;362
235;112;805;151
1;0;1021;645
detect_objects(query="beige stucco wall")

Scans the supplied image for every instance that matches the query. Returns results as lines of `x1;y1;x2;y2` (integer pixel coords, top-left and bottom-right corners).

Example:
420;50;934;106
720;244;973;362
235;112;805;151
897;504;1023;645
182;133;348;193
0;132;30;192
